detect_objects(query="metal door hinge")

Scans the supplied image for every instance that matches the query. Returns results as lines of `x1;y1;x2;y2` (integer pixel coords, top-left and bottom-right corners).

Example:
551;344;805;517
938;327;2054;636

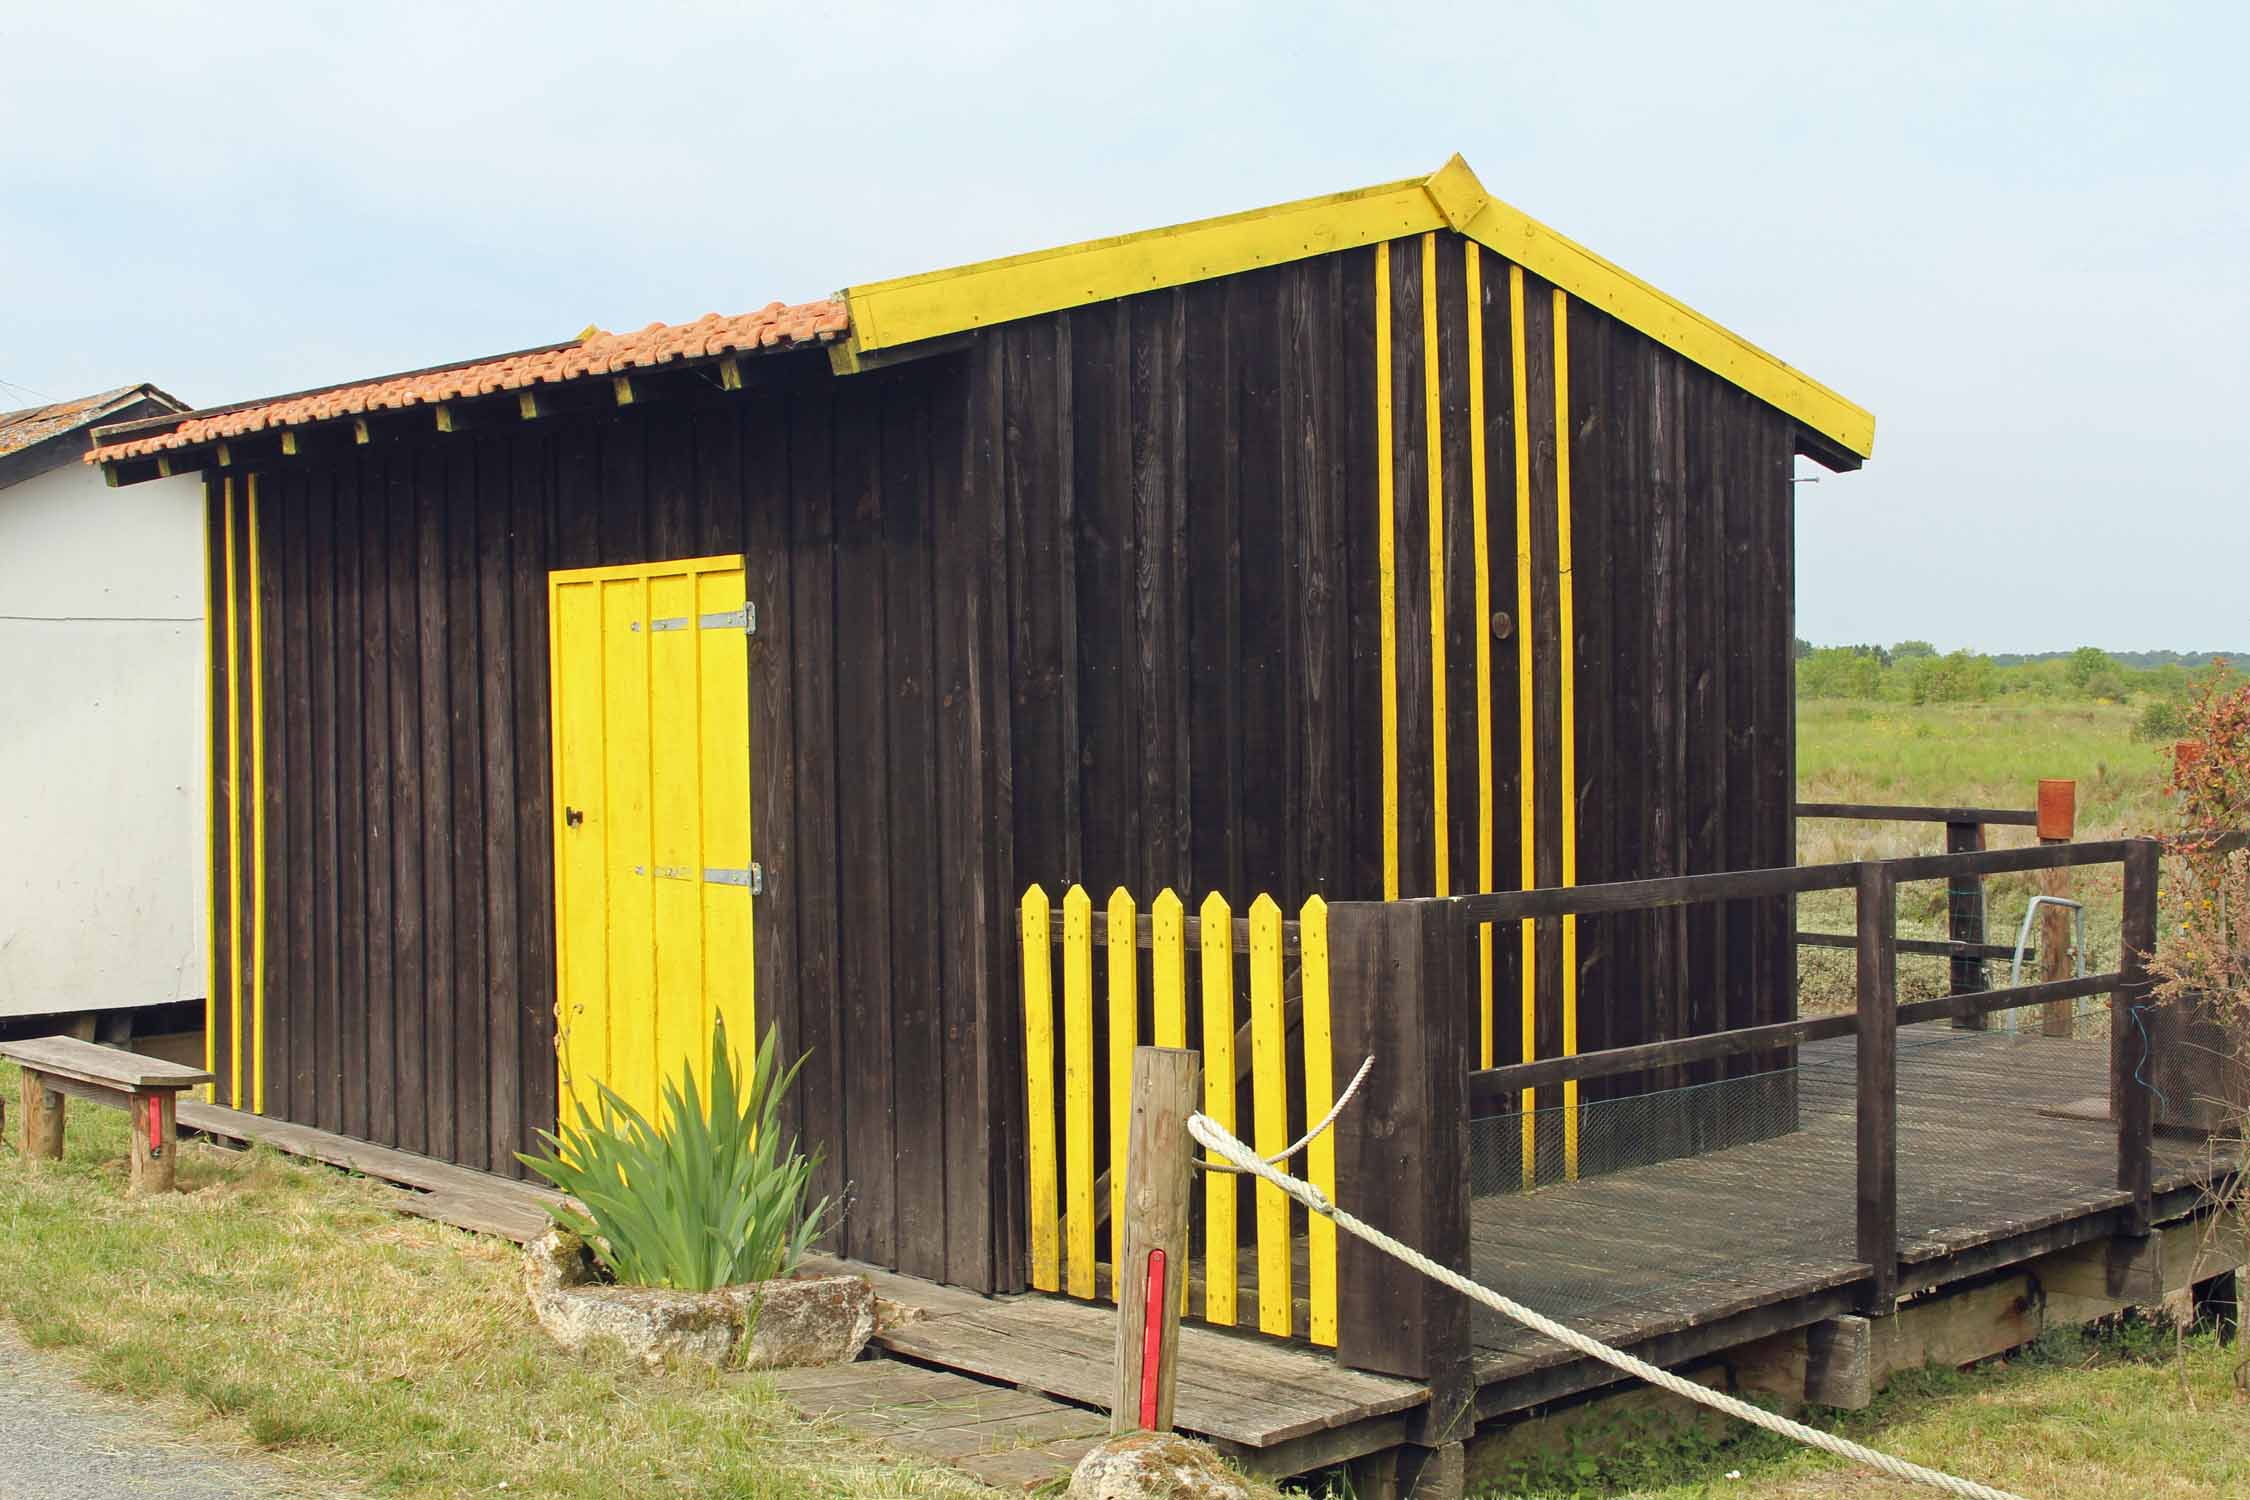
633;862;764;895
636;604;756;635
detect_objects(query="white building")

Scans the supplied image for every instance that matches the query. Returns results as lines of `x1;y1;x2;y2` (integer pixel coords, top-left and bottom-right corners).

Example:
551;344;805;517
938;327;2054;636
0;384;204;1027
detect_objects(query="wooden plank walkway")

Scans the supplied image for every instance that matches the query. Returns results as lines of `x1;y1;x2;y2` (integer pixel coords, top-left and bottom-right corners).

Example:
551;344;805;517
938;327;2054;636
764;1360;1110;1492
1459;1026;2211;1398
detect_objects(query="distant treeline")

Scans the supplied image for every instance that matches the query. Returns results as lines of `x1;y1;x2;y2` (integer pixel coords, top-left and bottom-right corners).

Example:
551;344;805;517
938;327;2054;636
1793;640;2243;740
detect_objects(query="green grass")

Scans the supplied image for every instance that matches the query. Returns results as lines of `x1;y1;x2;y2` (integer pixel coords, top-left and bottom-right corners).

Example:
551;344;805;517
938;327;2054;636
0;1066;1125;1499
1476;1318;2250;1498
1794;699;2171;1011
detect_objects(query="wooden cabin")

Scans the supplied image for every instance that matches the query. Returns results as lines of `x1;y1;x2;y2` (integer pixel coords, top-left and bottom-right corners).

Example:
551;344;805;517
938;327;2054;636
90;154;1872;1298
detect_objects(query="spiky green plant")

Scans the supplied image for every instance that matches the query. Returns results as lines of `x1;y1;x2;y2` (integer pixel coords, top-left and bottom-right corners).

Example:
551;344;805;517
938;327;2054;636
520;1023;832;1292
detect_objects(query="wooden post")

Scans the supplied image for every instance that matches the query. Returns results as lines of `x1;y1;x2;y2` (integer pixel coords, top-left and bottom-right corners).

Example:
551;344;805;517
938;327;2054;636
1945;820;1988;1030
1112;1047;1199;1435
1856;862;1899;1314
1328;899;1474;1440
19;1071;64;1160
127;1089;179;1195
2038;780;2078;1037
2116;838;2158;1237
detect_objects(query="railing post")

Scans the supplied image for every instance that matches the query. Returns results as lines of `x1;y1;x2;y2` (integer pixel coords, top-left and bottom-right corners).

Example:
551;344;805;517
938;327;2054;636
1855;862;1899;1314
2038;780;2078;1037
1112;1046;1199;1435
1328;898;1474;1432
1945;819;1988;1030
2115;838;2158;1237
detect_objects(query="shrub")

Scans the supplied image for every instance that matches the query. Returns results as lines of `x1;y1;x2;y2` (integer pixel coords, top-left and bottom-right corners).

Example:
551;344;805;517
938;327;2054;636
521;1023;832;1292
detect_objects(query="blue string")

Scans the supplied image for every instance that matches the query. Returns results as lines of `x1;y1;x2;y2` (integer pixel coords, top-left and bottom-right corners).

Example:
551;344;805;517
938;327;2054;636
2130;1002;2172;1116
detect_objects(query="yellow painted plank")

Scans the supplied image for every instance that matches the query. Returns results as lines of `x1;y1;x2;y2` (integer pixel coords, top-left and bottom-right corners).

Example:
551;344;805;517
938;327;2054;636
246;474;266;1115
1468;241;1495;1070
1509;264;1538;1181
696;566;756;1059
1020;886;1059;1292
1554;289;1581;1181
1248;894;1291;1336
1300;895;1338;1347
222;477;241;1108
1459;184;1873;459
551;577;612;1126
1375;246;1400;900
1062;884;1096;1300
602;577;657;1121
1421;232;1450;898
1199;891;1237;1328
1106;885;1138;1288
836;152;1872;462
649;569;704;1101
1151;889;1186;1049
843;179;1441;353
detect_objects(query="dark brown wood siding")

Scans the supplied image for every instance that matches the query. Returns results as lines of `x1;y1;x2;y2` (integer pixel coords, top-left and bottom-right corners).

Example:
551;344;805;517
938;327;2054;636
216;358;1011;1290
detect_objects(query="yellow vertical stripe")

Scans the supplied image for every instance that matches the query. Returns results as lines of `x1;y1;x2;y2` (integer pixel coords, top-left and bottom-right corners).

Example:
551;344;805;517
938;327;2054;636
202;483;218;1103
247;475;266;1114
1300;896;1338;1346
1375;247;1399;900
1421;233;1450;897
1554;289;1581;1181
1151;889;1186;1049
1020;886;1059;1292
222;477;242;1109
1105;885;1138;1287
1248;895;1291;1336
1199;891;1237;1327
1509;264;1537;1179
1467;242;1494;1069
1062;884;1096;1299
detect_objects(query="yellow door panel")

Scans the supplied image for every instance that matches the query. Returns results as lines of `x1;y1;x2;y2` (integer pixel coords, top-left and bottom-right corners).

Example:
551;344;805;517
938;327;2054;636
549;555;755;1131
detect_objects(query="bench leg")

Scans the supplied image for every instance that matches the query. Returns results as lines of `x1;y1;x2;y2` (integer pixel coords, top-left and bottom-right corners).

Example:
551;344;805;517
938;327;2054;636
20;1071;64;1161
129;1090;178;1194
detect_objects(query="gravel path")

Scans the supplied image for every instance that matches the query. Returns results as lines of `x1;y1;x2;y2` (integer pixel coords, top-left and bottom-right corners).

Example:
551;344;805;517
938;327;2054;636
0;1332;309;1499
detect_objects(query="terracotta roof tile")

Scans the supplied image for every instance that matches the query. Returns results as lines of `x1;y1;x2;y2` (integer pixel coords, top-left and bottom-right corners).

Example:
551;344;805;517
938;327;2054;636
87;300;847;465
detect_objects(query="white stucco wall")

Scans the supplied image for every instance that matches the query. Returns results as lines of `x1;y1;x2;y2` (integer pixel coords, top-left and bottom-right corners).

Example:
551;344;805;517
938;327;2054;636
0;459;206;1016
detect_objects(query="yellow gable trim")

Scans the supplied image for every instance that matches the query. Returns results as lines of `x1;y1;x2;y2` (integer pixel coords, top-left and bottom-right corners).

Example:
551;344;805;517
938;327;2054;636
835;154;1874;461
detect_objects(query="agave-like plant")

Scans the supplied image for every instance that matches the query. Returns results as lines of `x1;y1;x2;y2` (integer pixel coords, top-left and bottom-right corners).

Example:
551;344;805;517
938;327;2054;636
521;1022;833;1292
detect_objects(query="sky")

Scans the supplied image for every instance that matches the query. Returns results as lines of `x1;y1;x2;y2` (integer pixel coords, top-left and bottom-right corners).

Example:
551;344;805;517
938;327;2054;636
6;2;2243;653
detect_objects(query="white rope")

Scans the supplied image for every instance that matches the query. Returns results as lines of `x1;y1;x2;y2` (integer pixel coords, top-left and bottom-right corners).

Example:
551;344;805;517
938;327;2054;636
1198;1054;1376;1174
1186;1111;2029;1500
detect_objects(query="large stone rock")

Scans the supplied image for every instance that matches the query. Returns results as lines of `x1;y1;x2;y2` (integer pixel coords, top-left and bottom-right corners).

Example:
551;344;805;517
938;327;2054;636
523;1228;875;1371
1068;1431;1253;1500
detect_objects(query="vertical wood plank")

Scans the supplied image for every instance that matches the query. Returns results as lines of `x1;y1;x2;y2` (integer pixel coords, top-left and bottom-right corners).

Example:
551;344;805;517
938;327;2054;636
387;450;428;1155
1198;890;1237;1327
1945;820;1990;1031
328;467;368;1141
1856;862;1898;1313
1151;890;1186;1048
480;437;522;1174
2117;838;2158;1235
278;473;313;1123
1106;885;1138;1283
1020;884;1059;1292
1062;884;1096;1298
447;443;490;1171
305;475;340;1132
418;450;457;1163
1300;895;1338;1346
1248;893;1290;1336
511;429;559;1166
360;450;398;1149
1374;245;1399;901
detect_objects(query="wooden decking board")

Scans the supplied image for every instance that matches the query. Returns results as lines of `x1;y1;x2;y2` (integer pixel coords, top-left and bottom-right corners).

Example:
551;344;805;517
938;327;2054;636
762;1358;1108;1492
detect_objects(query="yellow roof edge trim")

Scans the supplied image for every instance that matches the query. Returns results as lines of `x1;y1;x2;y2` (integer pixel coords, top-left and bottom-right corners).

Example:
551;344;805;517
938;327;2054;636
836;154;1873;460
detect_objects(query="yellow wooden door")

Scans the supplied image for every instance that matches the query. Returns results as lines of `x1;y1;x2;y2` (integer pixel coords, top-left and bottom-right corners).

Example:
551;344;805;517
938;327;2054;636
548;554;756;1129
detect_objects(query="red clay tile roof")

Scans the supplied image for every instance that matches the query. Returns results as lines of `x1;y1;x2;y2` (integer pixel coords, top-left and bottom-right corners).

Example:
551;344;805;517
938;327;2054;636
87;300;848;464
3;384;185;459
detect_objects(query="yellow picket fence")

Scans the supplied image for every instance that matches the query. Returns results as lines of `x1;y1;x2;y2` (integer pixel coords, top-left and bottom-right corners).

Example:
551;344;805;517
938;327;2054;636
1019;884;1338;1347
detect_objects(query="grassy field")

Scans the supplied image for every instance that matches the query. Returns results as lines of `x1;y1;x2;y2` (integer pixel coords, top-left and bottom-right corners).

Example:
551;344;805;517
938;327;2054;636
1794;699;2168;1010
0;1075;1201;1500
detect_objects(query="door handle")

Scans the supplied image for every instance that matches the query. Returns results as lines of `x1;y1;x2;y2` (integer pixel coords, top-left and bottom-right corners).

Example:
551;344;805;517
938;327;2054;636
565;807;585;828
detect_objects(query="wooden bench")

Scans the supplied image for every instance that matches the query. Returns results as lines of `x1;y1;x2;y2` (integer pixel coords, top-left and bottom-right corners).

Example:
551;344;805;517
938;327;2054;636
0;1037;213;1193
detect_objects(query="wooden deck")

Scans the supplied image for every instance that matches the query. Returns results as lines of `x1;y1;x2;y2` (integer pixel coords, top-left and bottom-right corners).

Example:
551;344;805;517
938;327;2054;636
1458;1025;2211;1415
176;1022;2226;1482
